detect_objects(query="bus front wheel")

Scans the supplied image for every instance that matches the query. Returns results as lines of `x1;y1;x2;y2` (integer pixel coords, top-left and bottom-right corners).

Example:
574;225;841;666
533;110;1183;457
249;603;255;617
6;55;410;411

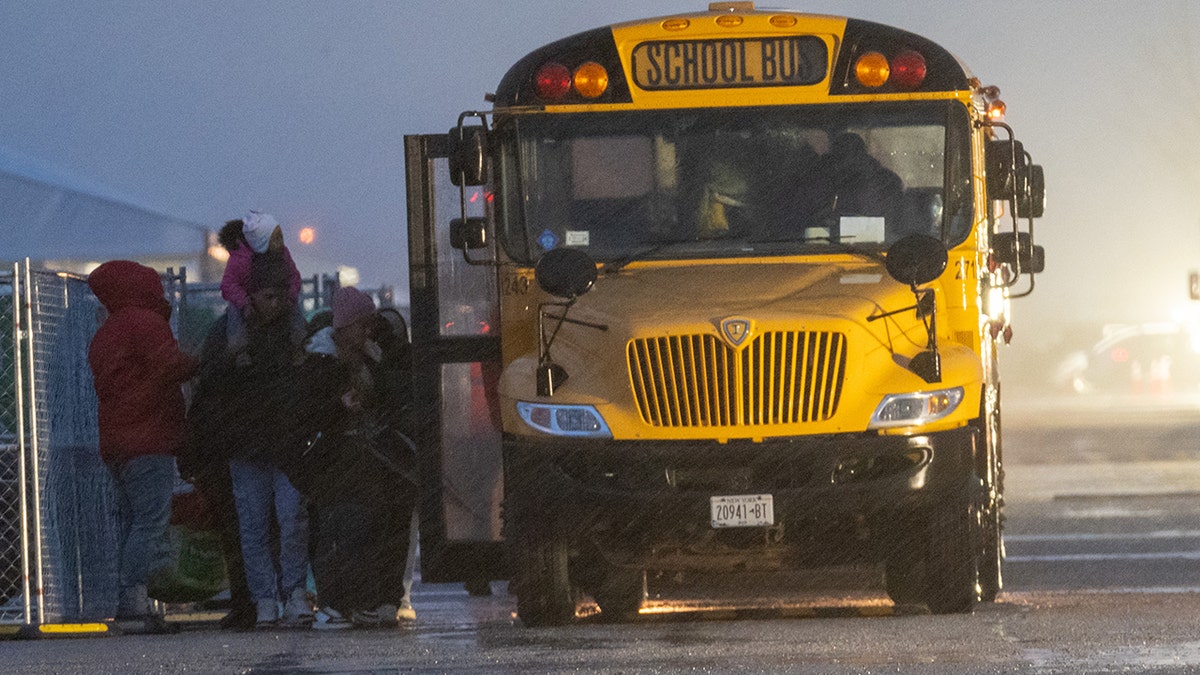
922;493;981;614
513;536;578;627
592;568;645;623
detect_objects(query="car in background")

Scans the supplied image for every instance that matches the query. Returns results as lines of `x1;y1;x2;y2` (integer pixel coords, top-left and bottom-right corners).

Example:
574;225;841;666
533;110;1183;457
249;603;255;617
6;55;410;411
1054;322;1200;394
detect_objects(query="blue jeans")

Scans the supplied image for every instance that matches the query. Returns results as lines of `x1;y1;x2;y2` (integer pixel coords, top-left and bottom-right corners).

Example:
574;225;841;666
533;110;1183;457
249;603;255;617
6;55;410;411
109;455;176;592
229;458;309;602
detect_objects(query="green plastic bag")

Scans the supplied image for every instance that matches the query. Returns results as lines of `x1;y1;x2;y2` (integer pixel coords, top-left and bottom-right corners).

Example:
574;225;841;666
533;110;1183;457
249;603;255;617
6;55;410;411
148;488;228;603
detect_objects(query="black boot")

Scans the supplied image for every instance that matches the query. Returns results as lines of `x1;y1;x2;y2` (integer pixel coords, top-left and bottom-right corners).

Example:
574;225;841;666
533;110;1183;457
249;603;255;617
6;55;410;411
219;602;257;630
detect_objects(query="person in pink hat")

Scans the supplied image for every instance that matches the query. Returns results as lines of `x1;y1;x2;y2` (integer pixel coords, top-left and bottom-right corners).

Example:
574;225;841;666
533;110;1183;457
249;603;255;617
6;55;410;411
287;287;417;629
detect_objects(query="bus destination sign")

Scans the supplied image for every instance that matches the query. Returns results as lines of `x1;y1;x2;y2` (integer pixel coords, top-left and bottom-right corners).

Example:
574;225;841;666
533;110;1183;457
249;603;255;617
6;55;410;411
632;37;827;90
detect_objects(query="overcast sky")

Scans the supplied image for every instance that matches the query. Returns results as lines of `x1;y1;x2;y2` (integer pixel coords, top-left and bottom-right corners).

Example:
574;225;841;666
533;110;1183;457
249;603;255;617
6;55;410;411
3;1;1199;348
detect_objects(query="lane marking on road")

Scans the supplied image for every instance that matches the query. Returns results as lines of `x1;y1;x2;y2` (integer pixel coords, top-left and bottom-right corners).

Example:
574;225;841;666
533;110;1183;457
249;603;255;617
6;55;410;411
1008;550;1200;562
1004;587;1200;595
1007;530;1200;542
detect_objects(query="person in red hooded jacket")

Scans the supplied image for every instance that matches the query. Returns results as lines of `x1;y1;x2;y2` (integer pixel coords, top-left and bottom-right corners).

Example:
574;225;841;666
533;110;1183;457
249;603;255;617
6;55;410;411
87;260;198;631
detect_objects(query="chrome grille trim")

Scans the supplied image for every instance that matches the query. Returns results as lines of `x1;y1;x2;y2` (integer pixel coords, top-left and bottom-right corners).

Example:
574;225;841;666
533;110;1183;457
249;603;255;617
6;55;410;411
628;331;846;427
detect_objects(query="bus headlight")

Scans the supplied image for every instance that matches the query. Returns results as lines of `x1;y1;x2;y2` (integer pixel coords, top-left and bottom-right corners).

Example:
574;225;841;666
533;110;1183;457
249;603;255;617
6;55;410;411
868;387;964;429
517;402;612;438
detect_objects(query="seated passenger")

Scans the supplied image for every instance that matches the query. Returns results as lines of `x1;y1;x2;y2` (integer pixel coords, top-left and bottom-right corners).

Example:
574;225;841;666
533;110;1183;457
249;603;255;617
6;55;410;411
817;133;904;240
694;160;751;239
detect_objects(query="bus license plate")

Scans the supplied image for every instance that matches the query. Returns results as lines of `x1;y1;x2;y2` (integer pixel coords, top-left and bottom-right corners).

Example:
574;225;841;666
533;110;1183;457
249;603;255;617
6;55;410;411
710;494;774;528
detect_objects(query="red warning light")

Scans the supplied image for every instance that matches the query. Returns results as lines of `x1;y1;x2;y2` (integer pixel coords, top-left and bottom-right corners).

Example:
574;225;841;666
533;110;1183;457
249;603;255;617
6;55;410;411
534;62;572;100
891;50;927;89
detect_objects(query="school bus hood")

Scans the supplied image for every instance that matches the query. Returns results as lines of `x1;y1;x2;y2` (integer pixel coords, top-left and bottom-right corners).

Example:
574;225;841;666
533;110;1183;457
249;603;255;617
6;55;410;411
501;259;980;440
572;259;916;327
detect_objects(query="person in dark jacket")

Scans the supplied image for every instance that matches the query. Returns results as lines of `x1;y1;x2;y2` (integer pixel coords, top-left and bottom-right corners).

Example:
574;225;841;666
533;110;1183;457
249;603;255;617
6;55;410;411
186;252;313;630
291;287;416;629
87;260;198;632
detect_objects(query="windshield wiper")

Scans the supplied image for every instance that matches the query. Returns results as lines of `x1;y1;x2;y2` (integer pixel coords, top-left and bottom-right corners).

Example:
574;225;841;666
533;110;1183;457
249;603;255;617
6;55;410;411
602;241;689;274
790;235;886;264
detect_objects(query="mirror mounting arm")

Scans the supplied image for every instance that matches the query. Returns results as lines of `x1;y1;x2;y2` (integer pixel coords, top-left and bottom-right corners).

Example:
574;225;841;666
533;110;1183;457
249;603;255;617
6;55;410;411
450;111;494;267
533;248;601;396
910;285;942;383
460;246;490;267
537;298;575;397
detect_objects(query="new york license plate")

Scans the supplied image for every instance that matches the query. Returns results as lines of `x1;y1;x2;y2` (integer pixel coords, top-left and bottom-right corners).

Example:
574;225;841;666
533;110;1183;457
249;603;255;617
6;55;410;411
710;494;774;528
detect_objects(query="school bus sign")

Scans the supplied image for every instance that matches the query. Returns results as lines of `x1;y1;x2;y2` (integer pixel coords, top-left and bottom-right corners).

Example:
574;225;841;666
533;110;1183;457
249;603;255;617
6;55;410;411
632;37;827;89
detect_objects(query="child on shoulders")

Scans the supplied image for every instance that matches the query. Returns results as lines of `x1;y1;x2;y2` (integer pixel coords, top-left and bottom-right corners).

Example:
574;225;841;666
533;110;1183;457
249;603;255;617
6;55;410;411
219;210;304;349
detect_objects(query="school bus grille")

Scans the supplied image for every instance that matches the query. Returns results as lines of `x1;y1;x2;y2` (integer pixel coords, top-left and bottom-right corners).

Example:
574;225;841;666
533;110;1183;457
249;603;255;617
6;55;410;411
627;331;847;427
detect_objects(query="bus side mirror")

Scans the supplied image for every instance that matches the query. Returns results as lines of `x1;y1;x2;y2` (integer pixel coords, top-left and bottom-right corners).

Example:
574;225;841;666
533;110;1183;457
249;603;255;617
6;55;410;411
450;217;488;250
1016;164;1045;219
885;234;948;286
448;125;488;186
992;231;1045;273
986;139;1026;200
535;248;597;299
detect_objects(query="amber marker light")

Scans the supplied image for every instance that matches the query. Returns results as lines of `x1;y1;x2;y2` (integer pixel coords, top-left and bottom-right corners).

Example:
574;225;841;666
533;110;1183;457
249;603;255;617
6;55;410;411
573;62;609;98
987;99;1007;121
855;51;890;88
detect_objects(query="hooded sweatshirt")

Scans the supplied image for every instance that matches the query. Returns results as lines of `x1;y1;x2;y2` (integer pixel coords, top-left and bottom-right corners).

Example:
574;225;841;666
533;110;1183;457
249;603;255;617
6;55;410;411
87;260;199;464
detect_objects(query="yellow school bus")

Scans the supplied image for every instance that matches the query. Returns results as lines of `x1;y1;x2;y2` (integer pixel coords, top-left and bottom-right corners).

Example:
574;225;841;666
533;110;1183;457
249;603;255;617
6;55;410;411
404;2;1044;625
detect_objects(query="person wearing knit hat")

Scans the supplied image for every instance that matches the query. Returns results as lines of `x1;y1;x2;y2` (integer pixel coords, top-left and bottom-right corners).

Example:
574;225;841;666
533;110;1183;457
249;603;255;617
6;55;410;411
241;210;279;255
293;287;417;628
332;287;377;331
218;210;304;350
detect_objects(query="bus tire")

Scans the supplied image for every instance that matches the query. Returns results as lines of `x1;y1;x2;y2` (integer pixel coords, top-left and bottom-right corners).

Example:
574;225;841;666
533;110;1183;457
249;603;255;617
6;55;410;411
593;568;645;623
922;495;980;614
978;353;1006;602
978;502;1003;602
884;530;925;607
513;537;577;627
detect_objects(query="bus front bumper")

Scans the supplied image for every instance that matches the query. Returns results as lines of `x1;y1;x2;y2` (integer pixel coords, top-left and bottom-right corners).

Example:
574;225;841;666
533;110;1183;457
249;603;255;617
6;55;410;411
502;427;979;570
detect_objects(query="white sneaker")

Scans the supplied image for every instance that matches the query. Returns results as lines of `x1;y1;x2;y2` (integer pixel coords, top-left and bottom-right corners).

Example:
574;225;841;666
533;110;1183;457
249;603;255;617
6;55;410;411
281;587;314;627
313;606;352;630
396;600;416;623
255;598;279;629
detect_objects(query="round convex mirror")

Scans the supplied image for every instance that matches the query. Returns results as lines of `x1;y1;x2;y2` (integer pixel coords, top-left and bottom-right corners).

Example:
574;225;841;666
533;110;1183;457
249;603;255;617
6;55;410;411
535;248;598;299
885;234;948;286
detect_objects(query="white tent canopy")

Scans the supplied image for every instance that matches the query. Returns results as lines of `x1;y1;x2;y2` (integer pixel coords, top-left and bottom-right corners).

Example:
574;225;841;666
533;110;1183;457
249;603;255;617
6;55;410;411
0;146;207;264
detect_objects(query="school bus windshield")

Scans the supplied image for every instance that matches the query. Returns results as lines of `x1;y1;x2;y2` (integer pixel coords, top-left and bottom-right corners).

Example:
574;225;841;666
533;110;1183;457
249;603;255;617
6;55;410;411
494;100;973;266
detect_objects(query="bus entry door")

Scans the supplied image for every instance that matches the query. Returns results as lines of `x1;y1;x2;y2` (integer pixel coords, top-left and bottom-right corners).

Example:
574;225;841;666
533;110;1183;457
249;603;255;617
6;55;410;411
404;134;505;583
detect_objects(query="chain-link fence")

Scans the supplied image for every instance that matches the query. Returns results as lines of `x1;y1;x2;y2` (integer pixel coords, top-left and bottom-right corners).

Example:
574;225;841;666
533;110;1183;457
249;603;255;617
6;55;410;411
0;261;403;631
162;267;398;352
0;262;113;628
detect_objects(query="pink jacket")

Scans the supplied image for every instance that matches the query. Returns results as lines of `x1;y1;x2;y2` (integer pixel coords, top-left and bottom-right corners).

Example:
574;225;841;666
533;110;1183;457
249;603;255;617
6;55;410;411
220;244;302;310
